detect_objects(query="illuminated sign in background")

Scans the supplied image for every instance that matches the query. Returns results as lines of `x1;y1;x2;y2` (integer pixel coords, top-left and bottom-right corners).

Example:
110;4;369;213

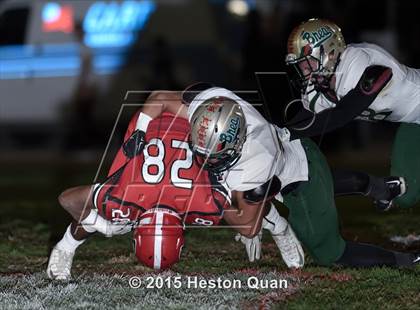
42;1;156;48
83;1;156;48
42;2;74;33
1;1;156;79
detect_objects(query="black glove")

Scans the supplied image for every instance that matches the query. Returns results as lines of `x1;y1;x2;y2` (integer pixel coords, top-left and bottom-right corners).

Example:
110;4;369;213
122;130;146;159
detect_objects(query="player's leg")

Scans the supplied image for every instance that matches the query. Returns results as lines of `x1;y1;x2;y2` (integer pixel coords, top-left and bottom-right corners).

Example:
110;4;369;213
284;139;418;267
47;185;95;280
284;139;345;265
58;185;95;222
332;169;406;211
391;123;420;208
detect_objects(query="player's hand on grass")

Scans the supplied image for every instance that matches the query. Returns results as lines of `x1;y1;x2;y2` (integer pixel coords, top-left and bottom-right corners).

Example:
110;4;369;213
235;231;262;262
123;130;147;159
104;221;134;237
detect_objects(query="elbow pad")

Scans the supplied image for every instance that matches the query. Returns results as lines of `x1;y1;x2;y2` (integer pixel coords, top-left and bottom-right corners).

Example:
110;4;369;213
359;65;392;95
243;176;282;203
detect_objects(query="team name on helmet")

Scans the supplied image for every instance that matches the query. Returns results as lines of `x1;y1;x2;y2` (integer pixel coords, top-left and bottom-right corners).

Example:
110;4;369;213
197;116;211;148
219;117;240;144
206;100;222;112
301;26;333;48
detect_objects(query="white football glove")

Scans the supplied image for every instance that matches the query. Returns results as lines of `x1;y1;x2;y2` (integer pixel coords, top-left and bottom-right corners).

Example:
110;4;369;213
81;209;133;237
302;81;336;114
235;231;262;262
263;203;304;268
104;221;134;237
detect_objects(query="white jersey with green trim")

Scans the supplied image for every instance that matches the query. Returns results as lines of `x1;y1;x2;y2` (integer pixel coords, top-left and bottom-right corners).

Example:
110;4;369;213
320;43;420;123
187;87;309;194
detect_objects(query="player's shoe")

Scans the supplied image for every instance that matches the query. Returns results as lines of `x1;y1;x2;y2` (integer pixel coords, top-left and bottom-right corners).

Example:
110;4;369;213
272;224;305;268
375;177;407;211
412;254;420;265
46;246;75;281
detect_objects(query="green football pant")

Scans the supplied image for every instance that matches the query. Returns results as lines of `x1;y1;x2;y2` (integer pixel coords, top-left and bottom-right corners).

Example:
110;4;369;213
283;139;346;266
391;123;420;208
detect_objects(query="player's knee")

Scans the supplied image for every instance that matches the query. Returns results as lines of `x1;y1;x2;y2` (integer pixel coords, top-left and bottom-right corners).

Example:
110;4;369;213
314;255;335;266
58;187;87;213
396;193;418;209
58;189;74;212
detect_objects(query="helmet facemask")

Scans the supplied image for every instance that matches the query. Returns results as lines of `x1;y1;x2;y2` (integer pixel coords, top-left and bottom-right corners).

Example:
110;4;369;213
287;54;321;92
286;46;336;94
191;140;244;174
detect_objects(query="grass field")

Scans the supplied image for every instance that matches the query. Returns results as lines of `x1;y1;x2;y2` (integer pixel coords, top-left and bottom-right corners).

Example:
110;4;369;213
1;155;420;309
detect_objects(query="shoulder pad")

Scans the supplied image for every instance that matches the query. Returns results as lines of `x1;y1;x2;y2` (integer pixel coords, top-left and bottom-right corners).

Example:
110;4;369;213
359;65;392;95
243;176;282;203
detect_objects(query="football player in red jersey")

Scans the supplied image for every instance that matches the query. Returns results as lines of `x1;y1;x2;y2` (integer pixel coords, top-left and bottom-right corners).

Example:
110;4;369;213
46;111;242;280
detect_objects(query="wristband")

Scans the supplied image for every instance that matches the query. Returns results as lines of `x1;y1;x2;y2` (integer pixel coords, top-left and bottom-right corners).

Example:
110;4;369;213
135;112;153;132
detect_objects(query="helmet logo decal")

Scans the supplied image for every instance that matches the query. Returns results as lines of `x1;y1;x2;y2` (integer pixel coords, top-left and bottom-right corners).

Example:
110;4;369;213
206;99;222;112
300;44;313;57
216;141;225;152
197;116;211;147
219;117;240;144
301;26;333;48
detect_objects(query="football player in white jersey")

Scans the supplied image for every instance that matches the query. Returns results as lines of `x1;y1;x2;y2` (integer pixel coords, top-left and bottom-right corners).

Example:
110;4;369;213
284;18;419;211
135;85;420;268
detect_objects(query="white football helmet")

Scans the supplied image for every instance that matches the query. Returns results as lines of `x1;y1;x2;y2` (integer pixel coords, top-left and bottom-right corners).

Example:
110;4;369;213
285;18;346;91
190;96;247;173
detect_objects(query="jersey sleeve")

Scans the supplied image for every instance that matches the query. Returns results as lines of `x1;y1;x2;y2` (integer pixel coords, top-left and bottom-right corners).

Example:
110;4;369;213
288;64;393;140
336;48;371;98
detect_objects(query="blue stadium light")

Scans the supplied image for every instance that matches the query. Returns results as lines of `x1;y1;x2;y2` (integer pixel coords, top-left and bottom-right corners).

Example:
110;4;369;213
83;0;156;48
42;2;61;23
0;1;155;79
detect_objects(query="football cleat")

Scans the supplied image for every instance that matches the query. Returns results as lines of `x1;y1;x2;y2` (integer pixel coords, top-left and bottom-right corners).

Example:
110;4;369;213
375;177;407;211
262;203;304;268
46;246;75;281
412;254;420;265
271;224;305;268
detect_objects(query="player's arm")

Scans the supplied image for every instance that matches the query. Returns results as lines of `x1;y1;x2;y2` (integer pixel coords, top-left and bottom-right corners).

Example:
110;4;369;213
225;178;304;267
222;190;266;238
287;65;393;139
223;176;282;237
122;91;188;159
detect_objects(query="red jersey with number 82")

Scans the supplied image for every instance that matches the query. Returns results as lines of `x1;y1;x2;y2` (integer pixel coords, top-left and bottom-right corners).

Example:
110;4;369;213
93;113;230;226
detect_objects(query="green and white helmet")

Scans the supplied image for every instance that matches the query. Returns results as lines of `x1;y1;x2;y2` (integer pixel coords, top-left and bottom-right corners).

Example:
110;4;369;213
190;96;247;173
285;18;346;91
